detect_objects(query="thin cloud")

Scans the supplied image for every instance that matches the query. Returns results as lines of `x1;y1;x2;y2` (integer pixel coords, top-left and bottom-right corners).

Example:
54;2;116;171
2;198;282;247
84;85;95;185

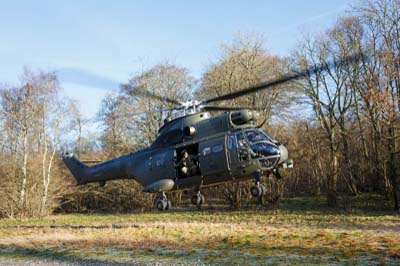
273;5;348;35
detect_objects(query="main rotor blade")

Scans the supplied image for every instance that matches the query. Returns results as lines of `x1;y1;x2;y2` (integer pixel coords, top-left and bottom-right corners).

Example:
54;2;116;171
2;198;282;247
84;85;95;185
122;84;181;105
57;68;121;91
107;107;175;120
203;53;362;104
93;111;146;122
93;106;171;122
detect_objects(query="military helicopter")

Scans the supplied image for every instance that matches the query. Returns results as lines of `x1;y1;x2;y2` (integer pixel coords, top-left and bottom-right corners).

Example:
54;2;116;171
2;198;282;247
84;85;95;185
62;54;359;210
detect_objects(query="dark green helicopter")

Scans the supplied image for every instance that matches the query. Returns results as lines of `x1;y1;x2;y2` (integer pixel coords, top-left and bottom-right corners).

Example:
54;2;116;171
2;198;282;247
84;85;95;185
62;54;359;210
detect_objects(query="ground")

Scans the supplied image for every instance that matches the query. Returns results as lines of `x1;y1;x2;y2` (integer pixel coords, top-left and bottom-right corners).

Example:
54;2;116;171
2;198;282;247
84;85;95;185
0;197;399;265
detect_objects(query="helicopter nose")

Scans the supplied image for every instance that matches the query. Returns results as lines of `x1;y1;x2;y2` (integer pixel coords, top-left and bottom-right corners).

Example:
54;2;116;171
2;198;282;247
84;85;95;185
278;144;288;164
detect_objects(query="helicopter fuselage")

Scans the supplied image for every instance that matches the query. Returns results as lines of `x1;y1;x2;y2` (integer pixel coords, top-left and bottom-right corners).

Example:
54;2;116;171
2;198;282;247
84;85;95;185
63;110;290;193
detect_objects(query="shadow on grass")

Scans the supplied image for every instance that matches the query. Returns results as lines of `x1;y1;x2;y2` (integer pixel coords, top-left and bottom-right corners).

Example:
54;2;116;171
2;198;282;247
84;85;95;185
156;194;397;216
1;245;399;266
0;247;138;265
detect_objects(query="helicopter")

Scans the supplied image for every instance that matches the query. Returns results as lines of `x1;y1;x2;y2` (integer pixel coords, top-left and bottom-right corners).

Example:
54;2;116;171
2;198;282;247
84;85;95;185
62;54;360;210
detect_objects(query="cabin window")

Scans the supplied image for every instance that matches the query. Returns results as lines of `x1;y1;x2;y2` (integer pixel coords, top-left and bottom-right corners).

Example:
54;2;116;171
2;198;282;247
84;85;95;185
202;147;211;156
236;132;251;161
212;144;223;153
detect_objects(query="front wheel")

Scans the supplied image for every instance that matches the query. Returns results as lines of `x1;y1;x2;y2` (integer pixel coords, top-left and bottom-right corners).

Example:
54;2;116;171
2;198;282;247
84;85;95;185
250;185;265;197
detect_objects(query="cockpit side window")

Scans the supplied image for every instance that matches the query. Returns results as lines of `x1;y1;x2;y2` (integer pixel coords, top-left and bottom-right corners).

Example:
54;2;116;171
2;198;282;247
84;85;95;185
236;132;247;149
228;135;235;150
259;130;274;141
245;129;273;143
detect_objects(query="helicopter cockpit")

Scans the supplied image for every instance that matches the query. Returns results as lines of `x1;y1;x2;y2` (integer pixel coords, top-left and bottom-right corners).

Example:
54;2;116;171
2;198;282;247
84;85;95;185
237;129;287;169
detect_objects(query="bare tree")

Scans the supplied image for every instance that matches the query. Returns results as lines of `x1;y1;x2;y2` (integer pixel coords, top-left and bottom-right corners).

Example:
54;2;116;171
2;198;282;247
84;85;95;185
0;68;69;217
354;0;400;210
293;34;344;207
122;62;193;144
199;33;293;125
97;93;139;157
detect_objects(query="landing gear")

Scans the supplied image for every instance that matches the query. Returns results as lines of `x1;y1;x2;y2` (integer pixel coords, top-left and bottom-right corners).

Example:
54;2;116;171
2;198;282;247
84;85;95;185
155;192;171;211
191;191;205;208
250;184;266;197
250;171;265;198
272;169;283;179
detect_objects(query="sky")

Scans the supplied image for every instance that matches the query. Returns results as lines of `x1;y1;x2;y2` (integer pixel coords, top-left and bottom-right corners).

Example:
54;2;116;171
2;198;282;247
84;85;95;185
0;0;355;122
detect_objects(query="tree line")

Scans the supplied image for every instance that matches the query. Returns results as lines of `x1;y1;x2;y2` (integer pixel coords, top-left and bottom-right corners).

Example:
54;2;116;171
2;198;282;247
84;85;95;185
0;0;399;217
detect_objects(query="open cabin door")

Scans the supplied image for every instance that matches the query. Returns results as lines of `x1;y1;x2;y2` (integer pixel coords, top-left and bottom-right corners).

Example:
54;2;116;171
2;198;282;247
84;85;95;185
199;135;230;184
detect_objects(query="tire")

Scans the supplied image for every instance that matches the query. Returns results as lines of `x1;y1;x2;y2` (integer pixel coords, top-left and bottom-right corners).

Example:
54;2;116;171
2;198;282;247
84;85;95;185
166;200;172;210
250;186;262;197
199;195;205;205
156;199;167;211
191;194;201;206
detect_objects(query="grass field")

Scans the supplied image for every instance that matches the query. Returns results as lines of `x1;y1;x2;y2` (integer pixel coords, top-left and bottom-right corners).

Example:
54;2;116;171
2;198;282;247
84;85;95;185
0;197;399;265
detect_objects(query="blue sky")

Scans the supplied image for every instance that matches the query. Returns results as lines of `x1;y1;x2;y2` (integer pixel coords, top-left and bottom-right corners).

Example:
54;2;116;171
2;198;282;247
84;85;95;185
0;0;355;121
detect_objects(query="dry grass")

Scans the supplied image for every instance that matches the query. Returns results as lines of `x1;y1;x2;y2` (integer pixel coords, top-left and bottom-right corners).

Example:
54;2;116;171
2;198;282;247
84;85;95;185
0;201;399;265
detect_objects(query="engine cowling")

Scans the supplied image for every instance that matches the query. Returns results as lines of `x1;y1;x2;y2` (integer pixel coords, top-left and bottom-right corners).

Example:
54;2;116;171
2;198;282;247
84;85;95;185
230;110;259;126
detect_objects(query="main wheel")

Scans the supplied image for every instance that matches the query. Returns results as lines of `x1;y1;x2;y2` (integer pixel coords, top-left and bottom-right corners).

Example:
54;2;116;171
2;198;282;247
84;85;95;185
165;200;172;210
191;194;201;206
199;194;205;205
156;199;167;211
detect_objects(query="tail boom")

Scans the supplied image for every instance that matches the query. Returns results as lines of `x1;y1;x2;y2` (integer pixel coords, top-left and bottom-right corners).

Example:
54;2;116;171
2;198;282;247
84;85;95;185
62;152;131;185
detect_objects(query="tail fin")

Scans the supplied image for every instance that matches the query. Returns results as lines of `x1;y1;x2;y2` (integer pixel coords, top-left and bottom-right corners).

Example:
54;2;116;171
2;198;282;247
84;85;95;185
62;152;88;185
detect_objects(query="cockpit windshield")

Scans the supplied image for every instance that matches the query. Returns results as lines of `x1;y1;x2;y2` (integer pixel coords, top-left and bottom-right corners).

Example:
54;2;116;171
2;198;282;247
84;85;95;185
245;129;273;143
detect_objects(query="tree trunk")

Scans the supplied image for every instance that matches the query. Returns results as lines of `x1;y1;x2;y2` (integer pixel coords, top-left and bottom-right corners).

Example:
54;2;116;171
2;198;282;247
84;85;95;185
19;130;28;213
341;134;359;195
41;114;48;215
388;125;400;211
327;140;338;208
